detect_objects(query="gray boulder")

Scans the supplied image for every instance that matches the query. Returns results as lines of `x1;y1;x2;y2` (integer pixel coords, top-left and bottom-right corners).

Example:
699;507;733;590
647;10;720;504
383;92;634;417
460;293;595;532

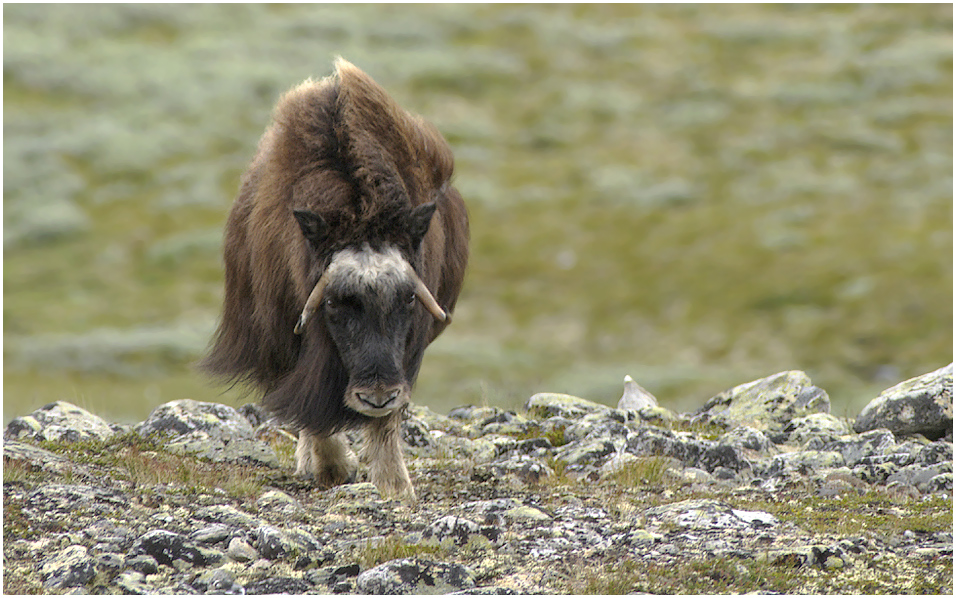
40;545;95;590
524;393;610;420
644;499;778;531
854;363;953;440
692;370;830;432
356;558;476;594
135;399;278;466
4;401;117;443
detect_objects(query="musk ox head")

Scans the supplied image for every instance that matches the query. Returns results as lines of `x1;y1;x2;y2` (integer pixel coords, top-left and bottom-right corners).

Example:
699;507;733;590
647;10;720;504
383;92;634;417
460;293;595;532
291;201;446;417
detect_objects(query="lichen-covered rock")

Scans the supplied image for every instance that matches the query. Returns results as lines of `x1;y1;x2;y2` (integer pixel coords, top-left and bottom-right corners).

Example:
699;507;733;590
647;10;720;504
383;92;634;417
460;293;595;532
256;490;303;517
854;363;953;440
644;499;779;531
554;437;621;475
4;401;117;443
886;462;953;493
135;399;278;466
355;558;476;594
26;484;129;517
474;454;554;486
191;567;244;594
760;450;846;480
783;413;851;447
40;545;96;590
692;370;831;432
718;426;776;456
245;577;312;595
422;515;483;547
226;537;258;562
128;530;222;567
819;428;897;466
195;504;263;529
4;440;97;480
563;410;637;443
523;393;610;420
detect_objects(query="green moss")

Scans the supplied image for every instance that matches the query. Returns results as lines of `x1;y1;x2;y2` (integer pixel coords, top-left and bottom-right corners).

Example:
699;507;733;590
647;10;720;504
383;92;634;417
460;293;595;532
606;456;673;487
353;535;446;569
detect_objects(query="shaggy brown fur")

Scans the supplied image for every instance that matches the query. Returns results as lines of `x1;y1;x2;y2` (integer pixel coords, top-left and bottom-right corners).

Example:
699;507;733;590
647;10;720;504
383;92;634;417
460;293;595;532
201;58;469;461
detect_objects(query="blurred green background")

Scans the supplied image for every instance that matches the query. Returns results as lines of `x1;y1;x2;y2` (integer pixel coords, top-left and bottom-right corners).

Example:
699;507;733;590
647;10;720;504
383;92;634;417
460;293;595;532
4;4;952;425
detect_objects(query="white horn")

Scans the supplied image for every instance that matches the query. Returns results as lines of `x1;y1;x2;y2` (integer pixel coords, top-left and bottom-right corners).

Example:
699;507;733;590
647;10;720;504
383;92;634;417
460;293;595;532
294;274;331;335
410;271;447;322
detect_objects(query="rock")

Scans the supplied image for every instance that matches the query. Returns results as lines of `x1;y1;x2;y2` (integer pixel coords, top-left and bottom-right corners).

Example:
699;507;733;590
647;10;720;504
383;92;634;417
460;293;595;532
238;403;269;429
26;484;129;517
190;523;234;545
194;504;263;529
783;413;851;446
226;537;258;562
760;450;846;480
245;577;313;594
125;554;159;575
115;570;151;594
474;454;554;485
820;429;897;466
255;525;296;560
718;426;775;456
448;405;501;423
4;440;96;479
554;437;620;476
422;515;483;546
502;505;552;522
644;499;778;531
40;545;96;590
854;363;953;440
403;416;439;451
564;410;636;443
135;399;278;466
356;558;476;594
624;426;752;474
524;393;610;420
128;530;220;567
4;401;117;443
191;567;244;594
306;563;361;588
617;375;659;411
692;370;831;432
93;552;125;585
886;462;953;493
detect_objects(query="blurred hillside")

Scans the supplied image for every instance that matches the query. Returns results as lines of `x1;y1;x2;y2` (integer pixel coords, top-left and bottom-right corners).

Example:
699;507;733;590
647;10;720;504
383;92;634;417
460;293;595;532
4;4;952;424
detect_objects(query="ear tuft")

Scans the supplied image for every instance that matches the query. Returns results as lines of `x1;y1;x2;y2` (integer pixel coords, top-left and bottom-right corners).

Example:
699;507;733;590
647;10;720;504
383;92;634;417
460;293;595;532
293;209;328;250
407;202;437;249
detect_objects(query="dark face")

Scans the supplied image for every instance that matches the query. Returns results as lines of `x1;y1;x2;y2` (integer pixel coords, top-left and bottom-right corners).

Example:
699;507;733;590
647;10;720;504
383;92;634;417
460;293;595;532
292;202;441;417
320;244;419;417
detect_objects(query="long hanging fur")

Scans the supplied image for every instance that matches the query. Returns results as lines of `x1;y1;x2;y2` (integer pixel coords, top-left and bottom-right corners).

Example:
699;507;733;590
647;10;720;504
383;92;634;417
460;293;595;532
201;58;469;435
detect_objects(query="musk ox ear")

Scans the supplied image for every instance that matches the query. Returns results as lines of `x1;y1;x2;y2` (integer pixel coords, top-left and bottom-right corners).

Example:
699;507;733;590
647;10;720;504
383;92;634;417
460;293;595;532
408;202;437;249
293;209;329;251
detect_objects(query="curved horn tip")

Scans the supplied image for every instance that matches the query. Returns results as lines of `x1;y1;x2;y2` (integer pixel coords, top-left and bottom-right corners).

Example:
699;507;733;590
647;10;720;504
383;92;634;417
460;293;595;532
293;314;307;335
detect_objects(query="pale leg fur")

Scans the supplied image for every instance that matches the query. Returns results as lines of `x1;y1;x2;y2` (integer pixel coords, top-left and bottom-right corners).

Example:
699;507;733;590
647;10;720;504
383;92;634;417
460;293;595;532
364;411;416;502
294;430;358;488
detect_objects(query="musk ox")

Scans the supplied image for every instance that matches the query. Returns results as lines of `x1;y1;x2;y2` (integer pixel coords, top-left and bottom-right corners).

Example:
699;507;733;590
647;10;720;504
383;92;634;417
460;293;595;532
201;58;469;500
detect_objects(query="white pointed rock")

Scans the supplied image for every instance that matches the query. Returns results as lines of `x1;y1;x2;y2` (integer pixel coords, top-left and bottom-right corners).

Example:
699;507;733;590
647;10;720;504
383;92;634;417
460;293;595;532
617;375;659;411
